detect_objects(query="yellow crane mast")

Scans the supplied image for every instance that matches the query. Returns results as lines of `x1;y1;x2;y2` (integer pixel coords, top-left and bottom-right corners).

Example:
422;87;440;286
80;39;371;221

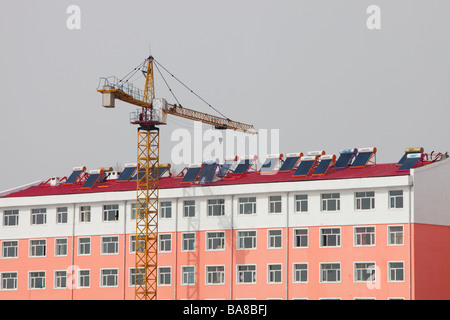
98;56;256;300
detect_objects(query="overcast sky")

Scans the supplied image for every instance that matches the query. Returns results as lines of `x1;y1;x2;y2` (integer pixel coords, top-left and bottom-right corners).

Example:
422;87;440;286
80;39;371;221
1;0;449;192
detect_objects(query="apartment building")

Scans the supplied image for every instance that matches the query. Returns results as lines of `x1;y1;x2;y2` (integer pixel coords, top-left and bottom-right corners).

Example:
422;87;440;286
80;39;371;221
0;148;449;300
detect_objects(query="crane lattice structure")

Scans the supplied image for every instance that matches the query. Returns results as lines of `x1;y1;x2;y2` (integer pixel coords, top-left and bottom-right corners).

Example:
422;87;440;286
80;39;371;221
98;56;256;300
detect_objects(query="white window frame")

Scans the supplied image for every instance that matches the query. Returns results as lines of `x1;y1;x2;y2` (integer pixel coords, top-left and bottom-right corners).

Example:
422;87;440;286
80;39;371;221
206;231;225;251
54;270;67;289
388;261;405;282
160;201;172;219
79;206;91;223
321;193;340;212
3;210;19;226
1;272;18;290
207;199;225;216
237;230;257;250
101;236;119;255
268;195;282;214
355;191;375;210
56;207;68;224
319;263;341;283
100;268;119;287
236;264;256;284
159;234;172;252
55;238;68;256
183;200;196;217
205;265;225;285
388;225;404;246
78;237;91;256
158;266;172;286
354;226;376;246
354;262;376;283
31;208;47;225
320;228;341;248
181;233;196;252
103;204;119;222
267;229;282;249
267;264;282;284
389;190;404;209
181;266;195;285
293;229;308;248
239;197;256;215
295;194;308;213
1;240;18;259
78;269;90;288
28;271;46;289
29;239;46;257
293;263;308;283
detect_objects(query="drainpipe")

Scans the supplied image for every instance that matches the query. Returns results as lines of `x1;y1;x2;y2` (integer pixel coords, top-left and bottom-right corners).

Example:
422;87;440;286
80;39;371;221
174;197;178;300
408;180;413;300
122;200;127;300
286;192;290;300
230;195;234;300
71;203;76;300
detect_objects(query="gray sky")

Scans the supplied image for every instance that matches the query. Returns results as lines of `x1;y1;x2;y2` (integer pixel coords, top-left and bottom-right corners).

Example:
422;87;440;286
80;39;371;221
1;0;449;192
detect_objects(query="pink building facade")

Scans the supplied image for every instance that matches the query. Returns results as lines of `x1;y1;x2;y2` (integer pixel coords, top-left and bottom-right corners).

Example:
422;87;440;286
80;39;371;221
1;158;450;300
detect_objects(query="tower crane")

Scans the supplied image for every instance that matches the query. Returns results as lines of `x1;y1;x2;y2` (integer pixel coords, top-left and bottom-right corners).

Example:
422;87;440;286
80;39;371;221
97;56;256;300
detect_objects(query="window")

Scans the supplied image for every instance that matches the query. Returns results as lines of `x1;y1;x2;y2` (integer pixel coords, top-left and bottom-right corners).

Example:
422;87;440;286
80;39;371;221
354;226;375;246
268;230;282;248
57;207;68;224
388;262;404;282
320;263;341;282
31;208;46;225
131;203;136;220
158;267;171;286
1;240;18;258
389;190;403;209
267;264;282;284
78;237;91;255
237;265;256;284
320;228;341;247
293;229;308;248
293;263;308;283
182;233;195;252
237;231;256;250
130;268;145;286
159;234;172;252
321;193;340;211
355;191;375;210
80;206;91;223
388;226;404;245
181;266;195;285
239;197;256;215
101;269;118;287
161;201;172;218
269;196;282;213
295;194;308;212
206;265;225;285
354;262;376;282
29;271;45;289
207;199;225;216
130;235;145;253
55;238;68;256
29;239;46;257
183;200;195;217
54;271;67;289
78;270;90;288
103;204;119;221
206;232;225;250
101;236;119;254
1;272;17;290
3;210;19;226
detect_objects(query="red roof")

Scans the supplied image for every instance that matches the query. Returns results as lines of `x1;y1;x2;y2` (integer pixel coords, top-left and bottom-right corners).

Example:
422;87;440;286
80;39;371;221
3;163;410;198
